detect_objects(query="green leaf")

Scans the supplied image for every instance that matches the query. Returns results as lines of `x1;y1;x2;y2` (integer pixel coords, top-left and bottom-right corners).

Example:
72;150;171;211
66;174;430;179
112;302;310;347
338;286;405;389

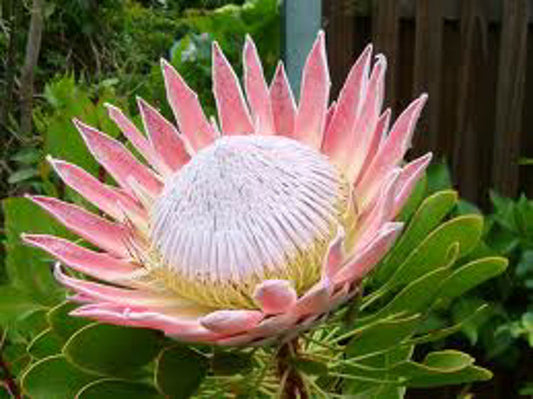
212;350;253;376
21;355;95;399
64;323;163;376
455;199;482;216
2;341;31;377
155;345;208;398
374;264;455;321
47;301;91;341
437;257;508;304
0;285;46;326
8;168;39;184
342;345;413;396
423;350;473;370
27;329;63;359
3;197;70;305
346;314;421;359
291;358;328;376
519;382;533;395
0;386;11;399
397;174;427;222
11;309;49;341
404;365;492;388
377;190;458;283
390;350;492;387
42;75;99;175
426;161;452;193
383;215;483;292
451;298;491;345
76;379;163;399
410;304;490;344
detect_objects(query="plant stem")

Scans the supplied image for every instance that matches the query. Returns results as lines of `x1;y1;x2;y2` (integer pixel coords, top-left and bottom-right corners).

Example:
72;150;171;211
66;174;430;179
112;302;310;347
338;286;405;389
276;338;308;399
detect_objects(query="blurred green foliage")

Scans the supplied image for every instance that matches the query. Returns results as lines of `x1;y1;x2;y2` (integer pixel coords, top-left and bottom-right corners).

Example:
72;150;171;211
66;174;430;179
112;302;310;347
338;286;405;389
1;0;279;196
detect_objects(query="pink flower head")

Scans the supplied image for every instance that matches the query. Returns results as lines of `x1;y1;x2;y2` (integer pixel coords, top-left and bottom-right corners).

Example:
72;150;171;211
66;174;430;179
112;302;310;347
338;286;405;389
23;32;431;346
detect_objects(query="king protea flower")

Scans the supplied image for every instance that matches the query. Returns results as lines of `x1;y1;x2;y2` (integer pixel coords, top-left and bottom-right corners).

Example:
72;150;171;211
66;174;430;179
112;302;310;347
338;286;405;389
22;32;431;346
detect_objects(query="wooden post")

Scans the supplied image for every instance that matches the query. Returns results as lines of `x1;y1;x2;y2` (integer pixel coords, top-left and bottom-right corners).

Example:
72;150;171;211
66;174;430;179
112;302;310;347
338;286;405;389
283;0;322;97
492;0;528;197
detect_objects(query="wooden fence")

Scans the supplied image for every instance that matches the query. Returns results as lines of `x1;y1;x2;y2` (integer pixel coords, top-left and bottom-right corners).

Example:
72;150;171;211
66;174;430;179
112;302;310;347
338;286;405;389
323;0;533;206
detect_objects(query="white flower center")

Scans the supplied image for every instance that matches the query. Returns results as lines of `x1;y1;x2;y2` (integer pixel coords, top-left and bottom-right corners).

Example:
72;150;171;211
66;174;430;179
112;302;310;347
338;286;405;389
150;135;343;293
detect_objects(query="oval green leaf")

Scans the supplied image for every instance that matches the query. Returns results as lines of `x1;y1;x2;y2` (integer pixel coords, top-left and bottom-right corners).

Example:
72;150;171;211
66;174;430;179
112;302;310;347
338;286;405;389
346;314;421;359
75;379;163;399
21;355;95;399
48;301;91;341
212;350;253;376
64;323;163;376
155;345;208;398
291;358;329;376
374;265;454;321
28;329;63;359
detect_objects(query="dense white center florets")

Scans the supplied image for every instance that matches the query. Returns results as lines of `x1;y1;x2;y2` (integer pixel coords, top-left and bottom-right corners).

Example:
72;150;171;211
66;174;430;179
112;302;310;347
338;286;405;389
150;135;341;285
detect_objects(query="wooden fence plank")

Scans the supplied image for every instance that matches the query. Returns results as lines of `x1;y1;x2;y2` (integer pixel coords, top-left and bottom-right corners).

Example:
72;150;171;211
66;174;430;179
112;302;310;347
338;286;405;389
452;0;489;203
492;0;529;196
413;0;444;153
323;0;357;97
372;0;400;111
321;0;531;203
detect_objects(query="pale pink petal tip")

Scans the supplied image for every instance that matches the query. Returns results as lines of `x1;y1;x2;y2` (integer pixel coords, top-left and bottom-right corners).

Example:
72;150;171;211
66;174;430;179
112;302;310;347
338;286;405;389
294;30;330;148
136;96;192;172
243;34;274;135
72;118;163;196
21;233;136;282
160;58;217;150
253;279;297;315
269;61;296;136
212;41;254;134
25;195;129;258
394;152;433;215
200;310;263;335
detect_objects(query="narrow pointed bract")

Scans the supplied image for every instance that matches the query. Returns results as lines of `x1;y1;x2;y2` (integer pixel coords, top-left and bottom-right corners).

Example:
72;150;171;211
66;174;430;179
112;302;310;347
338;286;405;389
293;31;330;148
212;42;254;134
161;59;217;150
244;35;275;135
23;32;430;346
